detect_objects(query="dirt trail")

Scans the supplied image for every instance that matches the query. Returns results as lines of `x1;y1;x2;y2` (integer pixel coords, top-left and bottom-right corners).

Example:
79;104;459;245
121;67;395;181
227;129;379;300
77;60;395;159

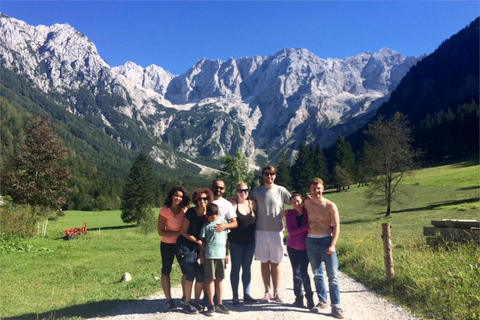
93;246;419;320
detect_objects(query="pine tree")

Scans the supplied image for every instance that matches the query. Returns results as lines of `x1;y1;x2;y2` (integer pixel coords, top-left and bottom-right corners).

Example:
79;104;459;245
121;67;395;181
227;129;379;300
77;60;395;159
291;142;313;195
311;142;328;183
120;151;156;225
275;151;292;191
334;135;356;186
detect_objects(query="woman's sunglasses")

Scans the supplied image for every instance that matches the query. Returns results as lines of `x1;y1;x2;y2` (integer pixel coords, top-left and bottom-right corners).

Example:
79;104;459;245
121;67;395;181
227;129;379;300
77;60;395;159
237;189;248;193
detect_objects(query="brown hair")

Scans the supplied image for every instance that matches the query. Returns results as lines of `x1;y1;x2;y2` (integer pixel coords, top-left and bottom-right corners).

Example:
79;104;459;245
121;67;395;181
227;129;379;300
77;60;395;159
262;165;277;175
310;178;325;186
164;185;190;207
191;188;214;205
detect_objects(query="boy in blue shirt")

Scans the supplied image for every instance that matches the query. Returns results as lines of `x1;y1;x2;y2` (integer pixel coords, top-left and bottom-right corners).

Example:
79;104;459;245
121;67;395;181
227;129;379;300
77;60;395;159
200;203;231;316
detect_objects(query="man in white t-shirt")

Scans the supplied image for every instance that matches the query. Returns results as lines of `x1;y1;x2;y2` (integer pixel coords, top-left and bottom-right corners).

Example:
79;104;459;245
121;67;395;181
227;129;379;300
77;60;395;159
249;166;291;303
211;179;238;232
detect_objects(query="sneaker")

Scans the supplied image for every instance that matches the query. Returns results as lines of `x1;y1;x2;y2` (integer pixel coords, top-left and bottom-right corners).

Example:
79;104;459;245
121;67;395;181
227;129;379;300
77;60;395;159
179;298;186;306
165;299;177;311
273;291;284;303
261;292;271;303
216;304;231;314
192;301;204;312
292;299;304;308
332;306;344;319
232;295;240;307
311;301;328;313
183;304;198;314
205;305;215;316
244;294;259;304
307;298;315;309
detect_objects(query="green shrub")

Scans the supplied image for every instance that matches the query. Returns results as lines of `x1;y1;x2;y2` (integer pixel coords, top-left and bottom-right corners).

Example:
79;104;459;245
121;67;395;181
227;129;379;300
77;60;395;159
0;197;38;238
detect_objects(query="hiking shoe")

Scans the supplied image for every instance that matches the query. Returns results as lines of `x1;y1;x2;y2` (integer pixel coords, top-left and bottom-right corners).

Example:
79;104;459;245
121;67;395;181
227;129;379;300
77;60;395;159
165;299;177;311
232;295;240;307
216;304;231;314
261;292;271;303
205;305;215;316
244;294;259;304
273;291;284;303
332;306;344;319
311;301;328;313
183;304;198;314
292;299;304;308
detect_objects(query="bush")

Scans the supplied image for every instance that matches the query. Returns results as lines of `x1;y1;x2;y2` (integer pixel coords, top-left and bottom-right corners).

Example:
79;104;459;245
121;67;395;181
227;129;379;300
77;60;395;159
0;196;38;238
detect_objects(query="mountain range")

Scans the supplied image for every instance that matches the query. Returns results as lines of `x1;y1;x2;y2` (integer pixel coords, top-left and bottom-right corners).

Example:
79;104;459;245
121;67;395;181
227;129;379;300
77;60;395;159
0;13;423;173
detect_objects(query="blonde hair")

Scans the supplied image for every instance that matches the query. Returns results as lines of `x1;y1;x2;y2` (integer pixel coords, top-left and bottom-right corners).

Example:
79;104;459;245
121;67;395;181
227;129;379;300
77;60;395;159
237;182;255;217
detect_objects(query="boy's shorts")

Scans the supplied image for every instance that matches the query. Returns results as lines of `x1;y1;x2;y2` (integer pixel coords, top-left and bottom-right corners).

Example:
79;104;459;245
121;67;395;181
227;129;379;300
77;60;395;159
204;258;226;280
255;230;284;264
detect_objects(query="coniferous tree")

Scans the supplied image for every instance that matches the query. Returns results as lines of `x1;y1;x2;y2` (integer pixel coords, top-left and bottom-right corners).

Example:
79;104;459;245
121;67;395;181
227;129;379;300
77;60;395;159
334;135;356;187
291;142;313;195
275;151;292;191
333;164;352;192
120;151;156;225
311;142;328;183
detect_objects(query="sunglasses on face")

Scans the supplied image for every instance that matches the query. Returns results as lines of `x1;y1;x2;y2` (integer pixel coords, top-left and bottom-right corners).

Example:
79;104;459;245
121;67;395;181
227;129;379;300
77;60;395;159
263;173;275;177
237;189;248;193
213;186;225;190
197;197;209;202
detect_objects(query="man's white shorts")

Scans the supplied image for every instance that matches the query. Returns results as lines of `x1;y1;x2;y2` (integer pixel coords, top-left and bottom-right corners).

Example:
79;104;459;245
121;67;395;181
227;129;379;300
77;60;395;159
255;230;284;264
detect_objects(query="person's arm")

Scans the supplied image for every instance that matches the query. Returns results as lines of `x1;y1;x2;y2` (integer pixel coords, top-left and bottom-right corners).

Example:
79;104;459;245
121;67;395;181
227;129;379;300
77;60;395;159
181;218;203;248
286;212;310;236
225;234;229;265
215;203;238;231
157;214;180;237
199;237;206;264
327;202;340;255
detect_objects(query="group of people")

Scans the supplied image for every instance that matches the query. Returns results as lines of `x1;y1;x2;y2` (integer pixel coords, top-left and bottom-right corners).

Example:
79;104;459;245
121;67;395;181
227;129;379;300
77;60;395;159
157;165;344;319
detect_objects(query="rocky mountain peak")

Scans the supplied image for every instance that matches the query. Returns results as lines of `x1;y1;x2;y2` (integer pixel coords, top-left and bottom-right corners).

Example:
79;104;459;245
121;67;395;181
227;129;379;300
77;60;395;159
0;13;423;167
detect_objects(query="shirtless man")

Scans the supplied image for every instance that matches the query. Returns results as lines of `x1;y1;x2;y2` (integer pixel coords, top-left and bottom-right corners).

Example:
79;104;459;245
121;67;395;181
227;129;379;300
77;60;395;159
303;178;344;319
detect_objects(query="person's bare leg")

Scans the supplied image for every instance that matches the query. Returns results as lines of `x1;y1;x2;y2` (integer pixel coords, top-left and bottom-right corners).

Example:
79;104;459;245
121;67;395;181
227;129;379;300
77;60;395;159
161;274;172;301
261;262;271;292
181;274;187;300
206;279;215;306
184;280;193;304
271;262;280;292
194;281;203;302
215;279;223;305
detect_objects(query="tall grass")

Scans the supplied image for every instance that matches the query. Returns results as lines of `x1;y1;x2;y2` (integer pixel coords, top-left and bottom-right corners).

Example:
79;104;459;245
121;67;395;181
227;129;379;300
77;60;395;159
332;158;480;320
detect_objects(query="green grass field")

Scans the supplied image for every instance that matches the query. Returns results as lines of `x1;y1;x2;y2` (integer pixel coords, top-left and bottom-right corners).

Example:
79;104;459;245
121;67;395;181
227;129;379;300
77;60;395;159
1;157;479;319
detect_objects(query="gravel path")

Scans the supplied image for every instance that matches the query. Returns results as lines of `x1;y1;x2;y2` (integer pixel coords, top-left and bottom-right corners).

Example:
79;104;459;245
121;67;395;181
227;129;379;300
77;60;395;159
93;248;420;320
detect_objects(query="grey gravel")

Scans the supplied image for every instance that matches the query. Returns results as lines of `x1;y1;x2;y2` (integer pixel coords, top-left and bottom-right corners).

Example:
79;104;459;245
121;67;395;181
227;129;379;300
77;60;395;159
92;248;420;320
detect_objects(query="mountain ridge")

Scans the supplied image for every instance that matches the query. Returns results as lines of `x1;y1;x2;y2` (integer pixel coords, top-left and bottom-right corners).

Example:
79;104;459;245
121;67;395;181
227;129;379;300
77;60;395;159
0;13;422;169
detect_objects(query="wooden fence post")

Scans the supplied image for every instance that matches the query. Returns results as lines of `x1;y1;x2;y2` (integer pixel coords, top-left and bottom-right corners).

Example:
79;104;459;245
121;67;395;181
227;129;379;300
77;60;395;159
382;223;395;283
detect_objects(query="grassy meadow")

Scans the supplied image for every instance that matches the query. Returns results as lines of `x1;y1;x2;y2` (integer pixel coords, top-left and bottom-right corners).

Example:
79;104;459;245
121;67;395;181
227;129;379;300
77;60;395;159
1;157;479;319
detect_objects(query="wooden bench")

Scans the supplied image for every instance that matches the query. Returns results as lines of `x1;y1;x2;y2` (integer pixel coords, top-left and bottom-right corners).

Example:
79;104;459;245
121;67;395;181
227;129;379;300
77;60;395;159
423;219;480;243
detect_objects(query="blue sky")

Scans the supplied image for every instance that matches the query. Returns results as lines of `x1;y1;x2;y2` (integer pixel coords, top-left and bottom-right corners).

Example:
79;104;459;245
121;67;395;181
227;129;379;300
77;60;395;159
1;1;478;75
